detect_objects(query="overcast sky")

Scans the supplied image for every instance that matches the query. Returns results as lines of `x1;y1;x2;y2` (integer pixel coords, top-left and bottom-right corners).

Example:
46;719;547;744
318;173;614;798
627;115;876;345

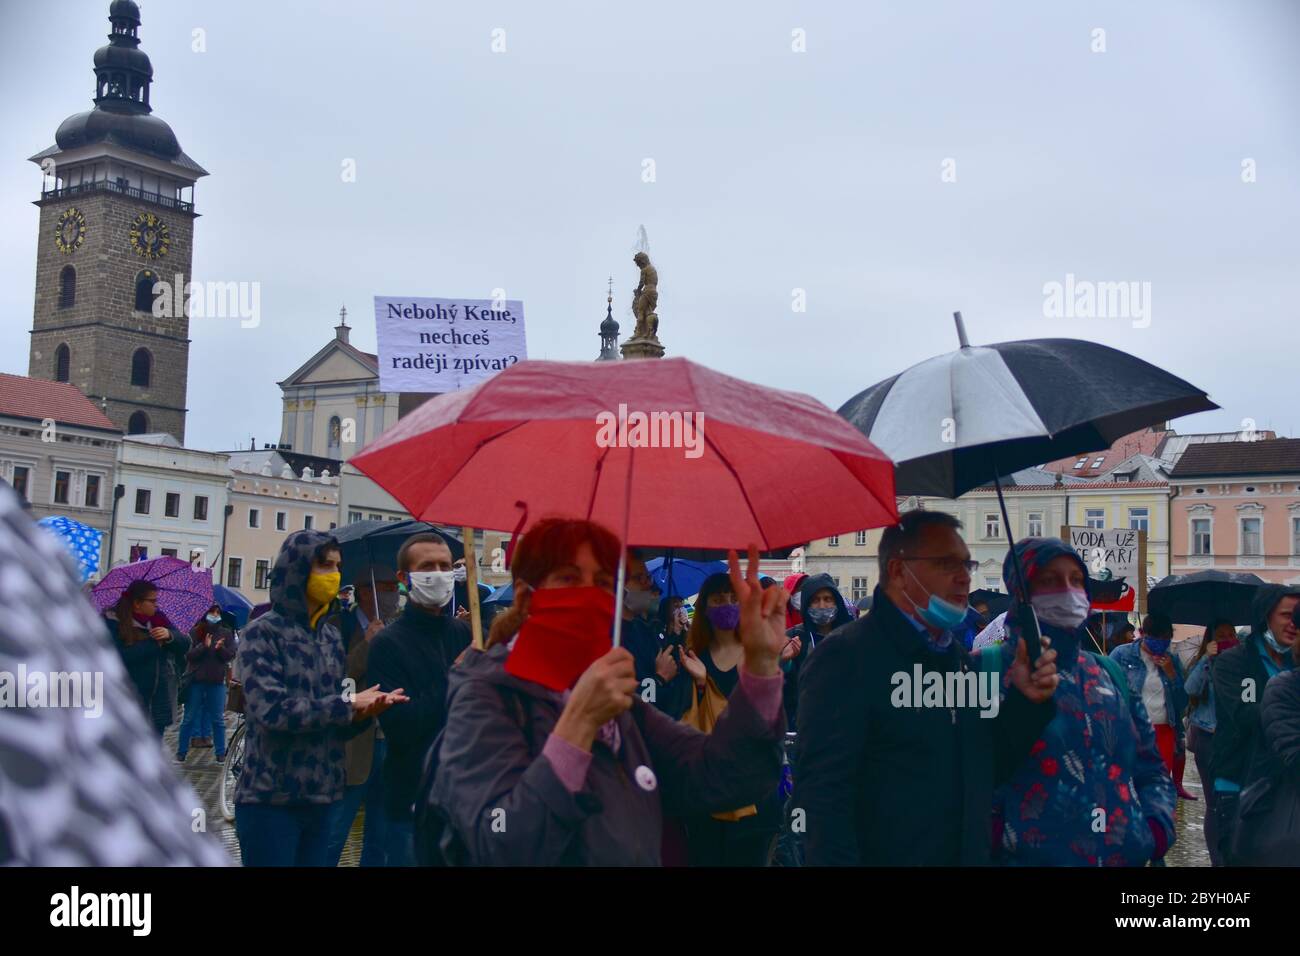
2;0;1297;452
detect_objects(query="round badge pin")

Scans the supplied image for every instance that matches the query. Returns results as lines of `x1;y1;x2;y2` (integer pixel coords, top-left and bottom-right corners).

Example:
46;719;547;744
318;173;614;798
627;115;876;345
634;764;657;792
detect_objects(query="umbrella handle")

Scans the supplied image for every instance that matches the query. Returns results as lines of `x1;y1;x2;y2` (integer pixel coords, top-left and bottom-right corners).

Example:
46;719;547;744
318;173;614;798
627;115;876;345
994;470;1042;663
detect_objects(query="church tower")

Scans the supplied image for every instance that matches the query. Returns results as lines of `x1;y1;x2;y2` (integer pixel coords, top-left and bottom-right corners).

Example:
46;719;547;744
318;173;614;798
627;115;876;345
28;0;207;441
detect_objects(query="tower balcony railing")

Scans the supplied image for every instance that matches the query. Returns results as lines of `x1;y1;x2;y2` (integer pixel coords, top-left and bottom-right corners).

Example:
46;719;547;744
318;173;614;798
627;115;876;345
40;179;194;213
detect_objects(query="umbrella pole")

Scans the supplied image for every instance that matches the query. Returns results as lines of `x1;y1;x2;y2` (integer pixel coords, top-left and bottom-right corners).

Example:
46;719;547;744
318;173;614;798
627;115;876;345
463;527;484;650
994;470;1042;662
611;451;635;649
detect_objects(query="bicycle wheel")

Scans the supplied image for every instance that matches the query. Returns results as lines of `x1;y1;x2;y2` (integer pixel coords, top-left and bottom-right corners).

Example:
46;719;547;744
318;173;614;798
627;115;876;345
219;720;246;823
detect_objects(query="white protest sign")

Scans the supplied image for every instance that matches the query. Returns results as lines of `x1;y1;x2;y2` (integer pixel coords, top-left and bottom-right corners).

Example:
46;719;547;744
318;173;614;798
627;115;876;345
1066;526;1141;610
374;296;527;392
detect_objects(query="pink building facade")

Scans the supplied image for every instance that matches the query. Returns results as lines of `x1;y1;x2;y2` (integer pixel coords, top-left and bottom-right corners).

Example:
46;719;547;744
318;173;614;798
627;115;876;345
1169;439;1300;587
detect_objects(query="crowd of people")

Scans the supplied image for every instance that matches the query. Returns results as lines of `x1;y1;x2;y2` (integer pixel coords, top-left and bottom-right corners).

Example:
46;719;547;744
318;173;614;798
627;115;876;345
64;500;1300;867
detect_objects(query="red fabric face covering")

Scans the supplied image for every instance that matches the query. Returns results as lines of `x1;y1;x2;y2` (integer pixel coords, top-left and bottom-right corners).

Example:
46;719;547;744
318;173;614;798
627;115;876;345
504;586;615;692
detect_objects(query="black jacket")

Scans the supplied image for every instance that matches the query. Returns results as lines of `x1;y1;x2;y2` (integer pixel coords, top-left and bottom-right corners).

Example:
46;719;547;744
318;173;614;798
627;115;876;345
1211;584;1300;789
793;586;1055;866
106;613;187;731
1258;668;1300;783
367;603;472;821
783;573;853;731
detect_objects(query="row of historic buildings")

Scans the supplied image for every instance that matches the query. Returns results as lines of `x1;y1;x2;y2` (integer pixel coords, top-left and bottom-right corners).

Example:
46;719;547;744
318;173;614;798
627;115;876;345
791;428;1300;614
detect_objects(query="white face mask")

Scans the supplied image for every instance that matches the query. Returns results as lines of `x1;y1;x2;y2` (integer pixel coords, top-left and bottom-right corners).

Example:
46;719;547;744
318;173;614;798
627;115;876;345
407;570;455;609
790;592;802;612
453;565;468;583
1030;587;1091;630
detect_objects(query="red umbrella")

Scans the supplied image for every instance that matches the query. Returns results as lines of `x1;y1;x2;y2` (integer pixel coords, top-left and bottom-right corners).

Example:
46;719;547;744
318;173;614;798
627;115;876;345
353;357;896;550
352;357;897;646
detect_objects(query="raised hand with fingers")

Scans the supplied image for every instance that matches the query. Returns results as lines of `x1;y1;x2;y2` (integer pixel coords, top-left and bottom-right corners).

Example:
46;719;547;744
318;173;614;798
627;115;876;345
727;544;788;677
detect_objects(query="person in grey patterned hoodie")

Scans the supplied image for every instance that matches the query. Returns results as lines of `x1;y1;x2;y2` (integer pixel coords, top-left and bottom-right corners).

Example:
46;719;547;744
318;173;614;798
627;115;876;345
0;482;228;866
233;530;406;866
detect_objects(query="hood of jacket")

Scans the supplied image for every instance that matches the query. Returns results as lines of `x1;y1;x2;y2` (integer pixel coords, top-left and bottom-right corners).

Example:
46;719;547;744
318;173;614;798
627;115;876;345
269;529;340;624
1250;583;1300;638
798;573;852;631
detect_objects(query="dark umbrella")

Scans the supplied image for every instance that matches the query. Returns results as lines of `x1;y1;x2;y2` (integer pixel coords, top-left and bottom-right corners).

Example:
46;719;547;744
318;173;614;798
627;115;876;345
1148;570;1267;627
969;588;1012;618
838;313;1218;657
330;519;465;618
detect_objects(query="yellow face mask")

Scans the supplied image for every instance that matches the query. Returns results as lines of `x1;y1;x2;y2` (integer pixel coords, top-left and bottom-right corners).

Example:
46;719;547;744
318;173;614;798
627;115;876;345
306;571;341;613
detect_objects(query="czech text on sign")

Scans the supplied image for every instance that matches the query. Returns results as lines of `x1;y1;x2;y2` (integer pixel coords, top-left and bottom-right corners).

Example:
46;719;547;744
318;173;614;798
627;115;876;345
374;296;527;392
1067;526;1139;611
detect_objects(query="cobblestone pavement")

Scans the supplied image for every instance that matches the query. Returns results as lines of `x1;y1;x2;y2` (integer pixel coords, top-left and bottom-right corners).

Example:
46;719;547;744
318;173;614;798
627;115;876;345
165;712;363;866
165;713;1211;868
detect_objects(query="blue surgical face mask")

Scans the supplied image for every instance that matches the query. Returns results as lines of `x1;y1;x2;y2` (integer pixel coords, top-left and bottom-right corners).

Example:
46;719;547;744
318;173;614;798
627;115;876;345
902;564;968;631
205;614;222;625
1263;629;1287;655
1143;637;1171;656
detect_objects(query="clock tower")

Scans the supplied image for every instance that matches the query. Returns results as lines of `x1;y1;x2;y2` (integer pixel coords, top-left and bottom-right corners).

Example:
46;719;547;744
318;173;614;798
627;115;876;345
28;0;207;442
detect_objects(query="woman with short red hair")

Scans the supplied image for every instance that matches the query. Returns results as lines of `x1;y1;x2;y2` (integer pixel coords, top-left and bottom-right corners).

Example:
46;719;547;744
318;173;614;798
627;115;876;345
426;517;788;866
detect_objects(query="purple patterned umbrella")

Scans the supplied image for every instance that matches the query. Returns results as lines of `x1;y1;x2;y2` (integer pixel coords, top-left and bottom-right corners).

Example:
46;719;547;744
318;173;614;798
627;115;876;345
91;556;214;633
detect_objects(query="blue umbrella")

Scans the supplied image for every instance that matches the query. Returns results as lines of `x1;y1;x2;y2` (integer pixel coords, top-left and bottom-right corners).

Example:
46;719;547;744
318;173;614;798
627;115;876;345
484;582;514;606
645;556;727;599
37;515;103;583
213;583;255;629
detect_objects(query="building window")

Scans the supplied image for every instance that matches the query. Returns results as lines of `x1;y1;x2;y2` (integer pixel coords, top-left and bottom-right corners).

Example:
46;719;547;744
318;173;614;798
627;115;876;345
134;270;159;313
189;550;204;568
852;576;868;601
329;522;337;530
854;531;867;547
1092;456;1105;468
827;535;839;547
255;559;271;590
127;411;149;434
1293;517;1300;556
194;496;208;521
165;492;180;518
1027;512;1044;538
248;508;260;529
59;266;76;309
227;557;242;589
275;511;287;531
368;513;383;522
348;510;363;524
1192;518;1212;556
1072;458;1087;470
984;513;1000;539
1086;509;1105;530
984;576;1000;589
160;548;178;558
131;348;152;387
84;474;100;508
1129;507;1149;533
1241;517;1262;556
11;466;29;501
134;488;151;514
304;514;314;530
387;516;402;522
55;343;71;381
830;577;841;590
1245;486;1256;494
53;470;71;505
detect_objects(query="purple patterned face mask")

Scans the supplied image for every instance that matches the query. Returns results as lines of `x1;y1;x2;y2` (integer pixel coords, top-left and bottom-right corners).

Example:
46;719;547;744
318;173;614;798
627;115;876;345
706;603;741;630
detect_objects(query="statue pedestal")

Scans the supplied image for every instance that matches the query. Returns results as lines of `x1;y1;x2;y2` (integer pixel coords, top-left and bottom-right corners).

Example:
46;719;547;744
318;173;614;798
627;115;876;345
620;336;665;360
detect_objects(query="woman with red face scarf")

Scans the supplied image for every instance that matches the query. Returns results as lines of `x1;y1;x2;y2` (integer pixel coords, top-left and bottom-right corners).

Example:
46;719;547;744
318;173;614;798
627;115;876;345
425;517;787;866
1183;619;1239;865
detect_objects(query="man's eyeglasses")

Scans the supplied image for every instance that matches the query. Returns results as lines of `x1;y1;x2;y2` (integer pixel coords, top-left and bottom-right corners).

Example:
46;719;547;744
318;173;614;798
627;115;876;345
899;556;978;575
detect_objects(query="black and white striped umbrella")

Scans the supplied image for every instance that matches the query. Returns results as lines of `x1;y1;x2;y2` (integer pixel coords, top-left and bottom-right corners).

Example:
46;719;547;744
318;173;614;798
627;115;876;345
837;316;1218;499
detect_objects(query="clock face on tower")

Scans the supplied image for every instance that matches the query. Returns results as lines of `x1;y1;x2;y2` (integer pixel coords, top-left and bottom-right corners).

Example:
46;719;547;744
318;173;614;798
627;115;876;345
54;207;86;254
129;211;170;260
